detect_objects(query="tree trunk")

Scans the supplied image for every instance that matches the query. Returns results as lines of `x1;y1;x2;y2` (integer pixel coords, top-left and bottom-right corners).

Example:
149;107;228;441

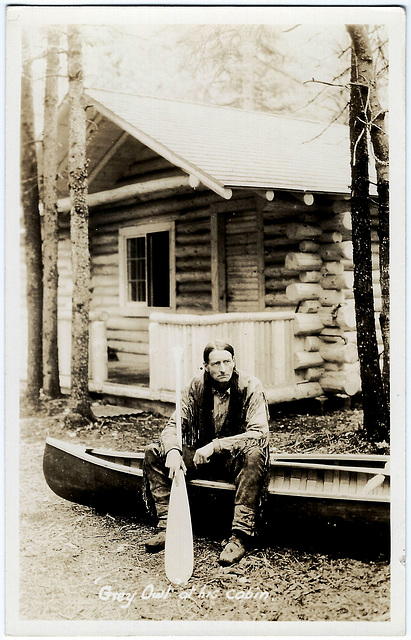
20;33;43;408
347;28;389;442
42;27;61;398
346;24;390;405
67;26;93;419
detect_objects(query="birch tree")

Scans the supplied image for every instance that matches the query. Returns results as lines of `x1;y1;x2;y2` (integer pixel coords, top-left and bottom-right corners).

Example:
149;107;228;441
42;27;61;398
21;32;43;408
67;25;93;419
347;25;389;442
346;24;390;403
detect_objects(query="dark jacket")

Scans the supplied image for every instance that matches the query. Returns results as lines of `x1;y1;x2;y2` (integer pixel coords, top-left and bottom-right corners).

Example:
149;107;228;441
160;369;270;455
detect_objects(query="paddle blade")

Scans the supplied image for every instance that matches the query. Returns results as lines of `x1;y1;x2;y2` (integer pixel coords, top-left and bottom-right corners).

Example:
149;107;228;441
165;470;193;585
362;474;385;495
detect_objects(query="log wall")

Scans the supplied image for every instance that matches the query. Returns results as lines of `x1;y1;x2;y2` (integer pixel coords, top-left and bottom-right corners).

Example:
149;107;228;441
175;216;212;313
87;186;227;372
262;195;382;396
225;207;261;312
57;183;257;376
52;177;382;399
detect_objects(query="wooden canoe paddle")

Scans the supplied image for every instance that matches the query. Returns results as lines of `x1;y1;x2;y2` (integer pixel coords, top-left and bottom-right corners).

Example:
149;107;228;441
361;460;390;495
165;346;194;585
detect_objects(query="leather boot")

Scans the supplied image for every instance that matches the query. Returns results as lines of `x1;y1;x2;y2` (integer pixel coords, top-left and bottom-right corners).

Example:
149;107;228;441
219;533;247;565
145;519;167;552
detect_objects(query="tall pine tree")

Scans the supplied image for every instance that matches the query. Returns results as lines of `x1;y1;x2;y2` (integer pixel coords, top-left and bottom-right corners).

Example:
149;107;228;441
67;25;93;419
347;25;389;442
42;27;61;398
21;32;43;408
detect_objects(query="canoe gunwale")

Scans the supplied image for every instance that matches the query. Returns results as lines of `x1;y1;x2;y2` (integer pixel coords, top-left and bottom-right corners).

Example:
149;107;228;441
46;438;144;478
44;437;390;505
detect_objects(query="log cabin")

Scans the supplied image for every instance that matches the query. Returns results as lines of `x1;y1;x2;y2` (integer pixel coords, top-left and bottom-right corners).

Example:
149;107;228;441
21;89;382;413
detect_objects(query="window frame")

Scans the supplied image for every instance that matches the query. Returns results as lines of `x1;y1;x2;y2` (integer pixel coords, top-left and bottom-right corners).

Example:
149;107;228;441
119;222;175;316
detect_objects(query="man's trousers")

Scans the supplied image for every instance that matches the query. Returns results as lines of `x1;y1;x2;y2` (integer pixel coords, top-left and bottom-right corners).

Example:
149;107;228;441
144;442;269;537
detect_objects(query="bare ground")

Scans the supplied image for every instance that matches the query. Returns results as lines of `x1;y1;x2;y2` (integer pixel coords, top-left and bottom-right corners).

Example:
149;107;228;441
19;396;390;622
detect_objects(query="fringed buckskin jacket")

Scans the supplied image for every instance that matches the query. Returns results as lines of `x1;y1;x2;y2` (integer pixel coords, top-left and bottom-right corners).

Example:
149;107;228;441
160;369;270;456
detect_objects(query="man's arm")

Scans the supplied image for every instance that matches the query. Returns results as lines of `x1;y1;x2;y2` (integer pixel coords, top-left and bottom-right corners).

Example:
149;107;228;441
159;383;195;478
160;384;192;455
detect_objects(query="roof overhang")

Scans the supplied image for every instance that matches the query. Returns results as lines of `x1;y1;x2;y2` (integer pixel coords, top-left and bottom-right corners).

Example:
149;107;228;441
86;92;233;200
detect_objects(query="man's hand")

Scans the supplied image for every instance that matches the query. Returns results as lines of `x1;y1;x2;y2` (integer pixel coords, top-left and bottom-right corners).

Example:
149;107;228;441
193;442;215;467
165;449;186;486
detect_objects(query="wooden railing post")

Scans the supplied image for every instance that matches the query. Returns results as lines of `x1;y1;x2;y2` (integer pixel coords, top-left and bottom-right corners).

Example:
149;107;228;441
89;311;108;390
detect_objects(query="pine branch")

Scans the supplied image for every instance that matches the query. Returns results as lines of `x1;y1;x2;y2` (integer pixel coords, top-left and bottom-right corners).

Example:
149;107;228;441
304;78;347;89
302;102;349;144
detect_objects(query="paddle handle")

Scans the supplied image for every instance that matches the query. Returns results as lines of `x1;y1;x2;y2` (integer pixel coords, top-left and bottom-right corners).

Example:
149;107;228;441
172;346;184;450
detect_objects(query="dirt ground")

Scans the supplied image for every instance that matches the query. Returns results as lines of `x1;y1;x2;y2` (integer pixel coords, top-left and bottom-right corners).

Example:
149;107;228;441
18;396;390;622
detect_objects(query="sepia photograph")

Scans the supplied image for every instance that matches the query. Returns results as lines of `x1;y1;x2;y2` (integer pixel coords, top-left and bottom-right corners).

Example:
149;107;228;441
5;3;406;636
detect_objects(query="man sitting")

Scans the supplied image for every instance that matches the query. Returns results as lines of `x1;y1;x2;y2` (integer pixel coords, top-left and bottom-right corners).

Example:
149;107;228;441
144;339;270;565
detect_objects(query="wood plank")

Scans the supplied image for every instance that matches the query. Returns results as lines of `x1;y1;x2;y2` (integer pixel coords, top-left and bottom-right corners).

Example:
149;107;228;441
107;340;149;355
176;219;211;234
306;469;318;493
324;470;334;494
179;282;212;293
176;258;210;271
106;329;148;343
175;232;210;245
88;131;129;184
175;245;211;259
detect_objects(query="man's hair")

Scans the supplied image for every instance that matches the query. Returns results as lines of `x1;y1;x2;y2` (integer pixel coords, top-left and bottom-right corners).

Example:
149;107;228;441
203;340;235;364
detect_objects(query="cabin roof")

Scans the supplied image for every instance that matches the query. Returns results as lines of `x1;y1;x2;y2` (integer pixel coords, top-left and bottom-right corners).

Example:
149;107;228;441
56;88;378;199
82;88;356;196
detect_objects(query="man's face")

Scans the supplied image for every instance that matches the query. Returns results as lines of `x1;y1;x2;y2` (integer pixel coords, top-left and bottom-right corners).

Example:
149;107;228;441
205;349;235;385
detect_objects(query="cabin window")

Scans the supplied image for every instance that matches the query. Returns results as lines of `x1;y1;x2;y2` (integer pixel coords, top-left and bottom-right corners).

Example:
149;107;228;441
119;223;175;312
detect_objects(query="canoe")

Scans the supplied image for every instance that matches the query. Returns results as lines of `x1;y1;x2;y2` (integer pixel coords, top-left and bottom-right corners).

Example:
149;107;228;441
43;437;390;527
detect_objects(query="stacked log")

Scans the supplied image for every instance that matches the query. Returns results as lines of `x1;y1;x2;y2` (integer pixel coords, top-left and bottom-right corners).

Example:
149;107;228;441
315;199;381;395
106;315;150;371
263;199;325;384
264;201;323;311
260;194;384;395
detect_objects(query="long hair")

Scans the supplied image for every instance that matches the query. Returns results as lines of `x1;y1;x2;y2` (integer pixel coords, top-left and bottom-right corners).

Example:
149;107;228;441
199;366;246;447
184;340;246;448
203;340;235;364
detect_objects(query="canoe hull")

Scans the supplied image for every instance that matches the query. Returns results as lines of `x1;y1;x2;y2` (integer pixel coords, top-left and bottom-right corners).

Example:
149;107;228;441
43;440;147;515
43;438;390;526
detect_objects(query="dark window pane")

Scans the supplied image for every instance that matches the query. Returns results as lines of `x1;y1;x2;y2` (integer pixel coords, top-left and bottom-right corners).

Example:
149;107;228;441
128;281;137;301
147;231;170;307
137;258;146;281
126;236;146;302
129;259;137;281
138;280;146;301
126;231;170;307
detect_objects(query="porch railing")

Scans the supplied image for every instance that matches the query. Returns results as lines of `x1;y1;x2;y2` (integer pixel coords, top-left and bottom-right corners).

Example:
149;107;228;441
57;310;108;390
149;311;295;393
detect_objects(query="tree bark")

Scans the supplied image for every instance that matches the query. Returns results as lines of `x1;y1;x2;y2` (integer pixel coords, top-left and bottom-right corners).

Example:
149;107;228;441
42;27;61;398
67;26;93;418
346;24;390;405
20;33;43;408
346;27;389;442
